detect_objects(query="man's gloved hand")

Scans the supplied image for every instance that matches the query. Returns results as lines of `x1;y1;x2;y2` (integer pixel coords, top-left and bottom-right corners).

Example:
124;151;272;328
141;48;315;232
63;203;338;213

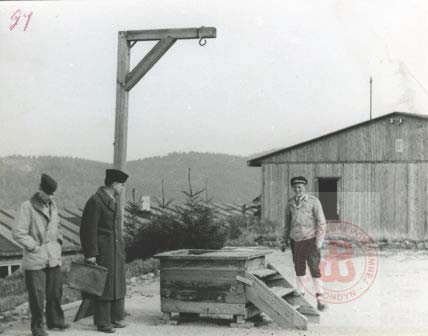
316;239;323;249
85;257;96;264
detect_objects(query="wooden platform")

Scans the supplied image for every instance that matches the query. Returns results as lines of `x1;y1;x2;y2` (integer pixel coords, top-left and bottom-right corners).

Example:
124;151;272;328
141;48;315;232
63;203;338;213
154;248;319;329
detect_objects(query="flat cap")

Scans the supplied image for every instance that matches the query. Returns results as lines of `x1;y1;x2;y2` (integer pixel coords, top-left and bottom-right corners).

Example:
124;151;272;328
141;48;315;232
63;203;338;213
40;174;58;195
290;176;308;186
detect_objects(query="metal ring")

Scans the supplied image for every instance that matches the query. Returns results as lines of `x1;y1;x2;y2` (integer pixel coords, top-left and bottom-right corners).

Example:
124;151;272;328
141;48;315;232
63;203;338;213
199;37;207;46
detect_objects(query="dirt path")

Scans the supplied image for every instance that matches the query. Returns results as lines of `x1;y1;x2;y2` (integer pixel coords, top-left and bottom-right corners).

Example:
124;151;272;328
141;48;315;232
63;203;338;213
3;250;428;336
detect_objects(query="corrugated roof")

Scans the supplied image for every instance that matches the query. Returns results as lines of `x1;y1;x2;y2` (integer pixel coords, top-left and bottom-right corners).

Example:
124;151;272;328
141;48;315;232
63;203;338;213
0;235;21;256
0;208;82;257
247;111;428;167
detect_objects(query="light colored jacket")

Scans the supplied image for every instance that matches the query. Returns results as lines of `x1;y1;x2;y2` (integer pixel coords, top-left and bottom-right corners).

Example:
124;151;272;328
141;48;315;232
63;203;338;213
283;194;326;243
12;193;63;270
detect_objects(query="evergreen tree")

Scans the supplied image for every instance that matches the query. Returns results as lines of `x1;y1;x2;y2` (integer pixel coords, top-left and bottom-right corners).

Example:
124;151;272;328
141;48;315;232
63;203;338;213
173;168;227;250
123;169;227;261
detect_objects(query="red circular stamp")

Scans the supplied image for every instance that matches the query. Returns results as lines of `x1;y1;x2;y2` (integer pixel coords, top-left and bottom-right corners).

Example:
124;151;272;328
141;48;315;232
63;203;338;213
300;221;379;304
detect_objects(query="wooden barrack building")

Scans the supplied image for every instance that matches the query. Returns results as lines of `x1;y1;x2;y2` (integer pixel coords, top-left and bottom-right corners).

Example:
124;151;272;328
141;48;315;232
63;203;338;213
248;112;428;241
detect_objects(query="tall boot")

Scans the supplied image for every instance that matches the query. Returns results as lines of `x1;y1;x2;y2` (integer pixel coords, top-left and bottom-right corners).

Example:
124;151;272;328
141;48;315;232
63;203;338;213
313;278;327;311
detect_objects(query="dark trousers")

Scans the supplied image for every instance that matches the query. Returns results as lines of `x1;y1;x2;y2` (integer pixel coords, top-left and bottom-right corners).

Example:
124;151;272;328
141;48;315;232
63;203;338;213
94;298;124;328
24;266;65;334
290;237;321;277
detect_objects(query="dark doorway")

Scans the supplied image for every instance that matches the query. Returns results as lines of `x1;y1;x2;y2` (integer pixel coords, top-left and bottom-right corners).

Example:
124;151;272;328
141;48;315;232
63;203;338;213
0;266;8;279
318;178;339;220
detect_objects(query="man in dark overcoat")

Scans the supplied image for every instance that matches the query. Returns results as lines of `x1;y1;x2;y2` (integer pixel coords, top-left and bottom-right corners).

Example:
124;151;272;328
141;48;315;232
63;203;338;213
80;169;129;333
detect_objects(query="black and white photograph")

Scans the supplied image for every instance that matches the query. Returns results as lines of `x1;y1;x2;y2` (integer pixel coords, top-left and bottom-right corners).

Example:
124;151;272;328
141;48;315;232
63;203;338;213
1;1;428;335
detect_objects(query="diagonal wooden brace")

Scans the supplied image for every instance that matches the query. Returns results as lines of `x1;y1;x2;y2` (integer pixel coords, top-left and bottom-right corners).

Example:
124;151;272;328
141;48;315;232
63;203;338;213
124;37;177;91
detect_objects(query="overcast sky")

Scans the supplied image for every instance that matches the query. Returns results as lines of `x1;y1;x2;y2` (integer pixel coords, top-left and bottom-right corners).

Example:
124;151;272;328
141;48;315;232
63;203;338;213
1;0;428;163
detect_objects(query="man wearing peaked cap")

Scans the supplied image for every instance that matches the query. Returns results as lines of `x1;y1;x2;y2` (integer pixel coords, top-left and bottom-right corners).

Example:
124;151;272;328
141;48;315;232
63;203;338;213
80;168;129;333
281;176;327;311
290;176;307;186
13;174;69;336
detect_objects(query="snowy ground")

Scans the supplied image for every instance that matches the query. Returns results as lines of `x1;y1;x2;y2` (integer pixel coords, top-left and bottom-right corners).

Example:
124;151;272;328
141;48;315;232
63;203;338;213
3;249;428;336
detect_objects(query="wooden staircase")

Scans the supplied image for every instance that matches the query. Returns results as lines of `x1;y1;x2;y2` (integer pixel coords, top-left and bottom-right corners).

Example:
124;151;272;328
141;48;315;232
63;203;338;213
238;263;319;330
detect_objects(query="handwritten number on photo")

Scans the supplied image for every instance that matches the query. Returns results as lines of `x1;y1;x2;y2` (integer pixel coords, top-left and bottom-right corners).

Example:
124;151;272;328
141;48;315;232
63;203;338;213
23;11;33;31
9;9;33;31
9;9;21;30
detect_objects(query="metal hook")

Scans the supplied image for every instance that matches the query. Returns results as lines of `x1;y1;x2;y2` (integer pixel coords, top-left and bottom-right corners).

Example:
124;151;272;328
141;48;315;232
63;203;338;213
199;37;207;46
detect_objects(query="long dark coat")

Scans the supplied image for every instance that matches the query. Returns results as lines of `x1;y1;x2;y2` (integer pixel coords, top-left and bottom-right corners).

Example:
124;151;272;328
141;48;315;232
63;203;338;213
80;187;126;301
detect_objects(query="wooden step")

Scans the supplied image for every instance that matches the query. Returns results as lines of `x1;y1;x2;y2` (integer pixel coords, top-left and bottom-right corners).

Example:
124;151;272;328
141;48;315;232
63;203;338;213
296;306;319;316
264;273;285;281
297;306;320;324
244;272;307;329
275;295;320;323
266;263;293;287
250;269;277;278
270;287;295;298
267;262;320;319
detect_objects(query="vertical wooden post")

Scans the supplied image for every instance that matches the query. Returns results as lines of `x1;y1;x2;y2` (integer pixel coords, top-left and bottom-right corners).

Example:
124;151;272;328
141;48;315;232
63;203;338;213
113;31;130;222
114;31;130;170
234;314;246;324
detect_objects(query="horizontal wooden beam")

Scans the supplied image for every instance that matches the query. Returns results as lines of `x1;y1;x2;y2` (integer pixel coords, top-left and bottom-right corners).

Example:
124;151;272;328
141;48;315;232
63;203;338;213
125;27;216;41
124;37;176;91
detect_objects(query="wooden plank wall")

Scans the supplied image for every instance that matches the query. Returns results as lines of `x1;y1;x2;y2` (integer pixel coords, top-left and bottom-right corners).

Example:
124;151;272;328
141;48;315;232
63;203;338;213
263;116;428;163
407;163;428;239
262;162;428;241
341;164;376;237
159;256;266;316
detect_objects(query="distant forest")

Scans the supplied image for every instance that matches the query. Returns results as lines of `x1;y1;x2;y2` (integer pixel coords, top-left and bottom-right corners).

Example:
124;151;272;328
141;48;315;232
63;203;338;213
0;153;261;210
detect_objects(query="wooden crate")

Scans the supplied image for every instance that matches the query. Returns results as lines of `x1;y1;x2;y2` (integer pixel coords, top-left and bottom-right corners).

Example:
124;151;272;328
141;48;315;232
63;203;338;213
154;248;271;319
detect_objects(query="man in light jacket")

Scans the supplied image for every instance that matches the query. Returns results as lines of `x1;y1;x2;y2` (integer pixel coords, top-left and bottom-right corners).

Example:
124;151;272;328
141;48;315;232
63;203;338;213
13;174;69;336
281;176;327;311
